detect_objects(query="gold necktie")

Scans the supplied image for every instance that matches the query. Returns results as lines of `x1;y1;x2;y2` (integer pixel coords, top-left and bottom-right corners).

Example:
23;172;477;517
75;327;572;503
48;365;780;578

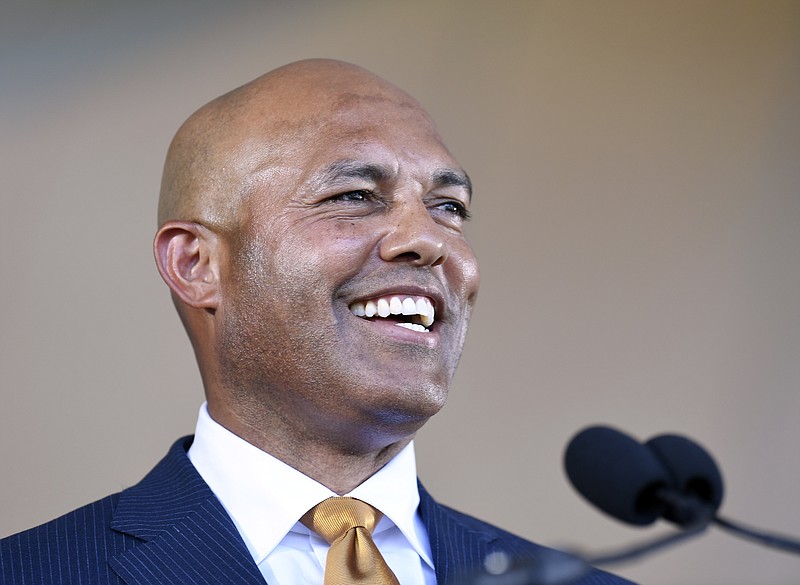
301;497;400;585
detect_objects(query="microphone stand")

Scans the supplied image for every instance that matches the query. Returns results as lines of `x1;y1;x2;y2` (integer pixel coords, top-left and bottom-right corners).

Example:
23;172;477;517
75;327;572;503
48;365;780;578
713;514;800;554
467;520;709;585
585;520;709;567
467;511;800;585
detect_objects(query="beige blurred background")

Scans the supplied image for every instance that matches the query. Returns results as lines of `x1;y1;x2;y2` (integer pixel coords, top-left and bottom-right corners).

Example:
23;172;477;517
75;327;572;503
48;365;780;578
2;1;798;583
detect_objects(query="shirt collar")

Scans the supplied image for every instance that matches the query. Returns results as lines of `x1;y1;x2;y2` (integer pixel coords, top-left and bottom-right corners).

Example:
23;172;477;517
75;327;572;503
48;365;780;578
187;403;432;567
349;438;433;567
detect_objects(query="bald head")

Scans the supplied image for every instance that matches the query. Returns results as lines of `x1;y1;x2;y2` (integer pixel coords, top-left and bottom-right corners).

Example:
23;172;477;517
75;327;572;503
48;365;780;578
157;59;438;229
153;59;478;480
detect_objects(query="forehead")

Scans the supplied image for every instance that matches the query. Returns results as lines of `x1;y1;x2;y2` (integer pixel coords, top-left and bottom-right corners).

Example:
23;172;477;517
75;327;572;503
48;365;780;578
242;94;465;196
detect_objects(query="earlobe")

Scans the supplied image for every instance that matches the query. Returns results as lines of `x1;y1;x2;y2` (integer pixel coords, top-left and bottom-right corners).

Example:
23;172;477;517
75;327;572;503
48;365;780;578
154;221;221;309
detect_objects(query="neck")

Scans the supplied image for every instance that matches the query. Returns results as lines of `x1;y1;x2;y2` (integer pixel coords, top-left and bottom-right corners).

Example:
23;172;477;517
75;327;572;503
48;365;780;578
207;401;416;494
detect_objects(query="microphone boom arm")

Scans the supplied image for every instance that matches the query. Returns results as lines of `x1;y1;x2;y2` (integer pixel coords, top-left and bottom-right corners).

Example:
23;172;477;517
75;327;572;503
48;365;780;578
713;514;800;555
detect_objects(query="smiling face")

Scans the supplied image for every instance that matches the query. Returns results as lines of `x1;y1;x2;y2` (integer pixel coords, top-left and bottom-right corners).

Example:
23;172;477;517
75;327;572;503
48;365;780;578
159;60;479;453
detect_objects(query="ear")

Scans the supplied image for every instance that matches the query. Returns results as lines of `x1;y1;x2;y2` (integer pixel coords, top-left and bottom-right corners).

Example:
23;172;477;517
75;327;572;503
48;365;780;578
154;221;222;309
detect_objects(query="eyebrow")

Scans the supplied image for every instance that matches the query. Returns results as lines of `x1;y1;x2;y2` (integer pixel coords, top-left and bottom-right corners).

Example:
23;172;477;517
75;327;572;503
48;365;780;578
317;160;392;186
317;160;473;200
432;168;472;200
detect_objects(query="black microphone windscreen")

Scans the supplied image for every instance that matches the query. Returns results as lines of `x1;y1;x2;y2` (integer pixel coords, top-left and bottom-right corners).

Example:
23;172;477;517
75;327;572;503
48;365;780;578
645;434;724;522
564;426;671;526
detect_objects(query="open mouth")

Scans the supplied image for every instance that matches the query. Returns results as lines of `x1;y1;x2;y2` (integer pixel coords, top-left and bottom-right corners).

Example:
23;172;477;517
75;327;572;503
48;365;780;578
349;295;435;333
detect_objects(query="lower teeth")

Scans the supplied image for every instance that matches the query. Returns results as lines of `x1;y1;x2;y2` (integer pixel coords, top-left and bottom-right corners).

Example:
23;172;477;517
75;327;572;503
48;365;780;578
396;322;429;333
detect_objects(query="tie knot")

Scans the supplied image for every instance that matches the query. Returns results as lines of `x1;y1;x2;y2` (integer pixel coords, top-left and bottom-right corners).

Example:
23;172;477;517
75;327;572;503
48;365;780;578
301;497;382;544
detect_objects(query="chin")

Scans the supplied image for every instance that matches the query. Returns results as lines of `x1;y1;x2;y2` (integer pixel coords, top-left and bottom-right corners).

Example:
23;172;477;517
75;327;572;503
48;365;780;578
368;380;449;426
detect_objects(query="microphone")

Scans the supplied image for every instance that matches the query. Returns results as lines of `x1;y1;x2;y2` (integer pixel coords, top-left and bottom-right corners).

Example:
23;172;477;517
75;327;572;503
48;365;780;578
563;426;685;526
645;433;723;526
645;432;800;554
564;426;721;529
466;427;714;585
566;426;800;554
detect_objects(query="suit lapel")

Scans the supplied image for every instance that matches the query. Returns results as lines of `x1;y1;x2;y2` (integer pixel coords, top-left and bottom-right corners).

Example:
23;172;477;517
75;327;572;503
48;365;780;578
109;498;265;585
108;437;265;585
419;483;493;585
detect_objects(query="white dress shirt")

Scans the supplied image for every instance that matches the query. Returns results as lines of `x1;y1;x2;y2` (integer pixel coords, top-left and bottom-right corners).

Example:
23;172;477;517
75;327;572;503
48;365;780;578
188;403;436;584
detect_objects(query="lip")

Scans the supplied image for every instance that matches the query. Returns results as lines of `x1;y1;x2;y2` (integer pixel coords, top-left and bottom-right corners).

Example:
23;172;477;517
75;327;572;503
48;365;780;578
349;313;441;347
343;284;446;347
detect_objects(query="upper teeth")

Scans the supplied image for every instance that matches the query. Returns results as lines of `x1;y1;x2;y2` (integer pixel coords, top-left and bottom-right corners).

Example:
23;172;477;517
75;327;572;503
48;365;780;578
350;295;435;330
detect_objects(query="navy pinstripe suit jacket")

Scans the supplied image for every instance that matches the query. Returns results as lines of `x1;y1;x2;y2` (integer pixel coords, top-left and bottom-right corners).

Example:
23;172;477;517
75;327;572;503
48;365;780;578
1;437;633;585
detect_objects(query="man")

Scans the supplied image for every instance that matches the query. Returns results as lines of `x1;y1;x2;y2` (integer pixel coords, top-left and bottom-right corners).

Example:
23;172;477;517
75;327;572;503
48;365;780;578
1;59;632;584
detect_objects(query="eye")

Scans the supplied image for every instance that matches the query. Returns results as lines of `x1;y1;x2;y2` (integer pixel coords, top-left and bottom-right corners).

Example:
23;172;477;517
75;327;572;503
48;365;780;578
328;189;373;203
316;189;382;217
435;200;471;221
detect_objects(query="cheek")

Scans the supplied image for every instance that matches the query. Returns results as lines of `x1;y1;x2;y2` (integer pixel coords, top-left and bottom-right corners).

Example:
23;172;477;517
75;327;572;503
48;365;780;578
448;240;481;301
267;225;375;305
285;221;376;270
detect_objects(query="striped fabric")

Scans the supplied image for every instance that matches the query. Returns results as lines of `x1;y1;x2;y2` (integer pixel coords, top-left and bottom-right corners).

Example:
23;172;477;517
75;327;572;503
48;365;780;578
419;485;633;585
1;437;634;584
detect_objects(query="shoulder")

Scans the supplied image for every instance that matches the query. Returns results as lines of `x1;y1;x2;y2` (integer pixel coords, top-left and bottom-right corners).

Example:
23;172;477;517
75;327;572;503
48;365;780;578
418;484;636;585
426;495;543;554
0;492;136;584
0;437;195;585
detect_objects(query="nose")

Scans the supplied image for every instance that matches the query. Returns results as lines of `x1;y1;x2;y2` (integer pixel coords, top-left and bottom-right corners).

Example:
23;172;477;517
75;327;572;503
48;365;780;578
378;201;449;267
